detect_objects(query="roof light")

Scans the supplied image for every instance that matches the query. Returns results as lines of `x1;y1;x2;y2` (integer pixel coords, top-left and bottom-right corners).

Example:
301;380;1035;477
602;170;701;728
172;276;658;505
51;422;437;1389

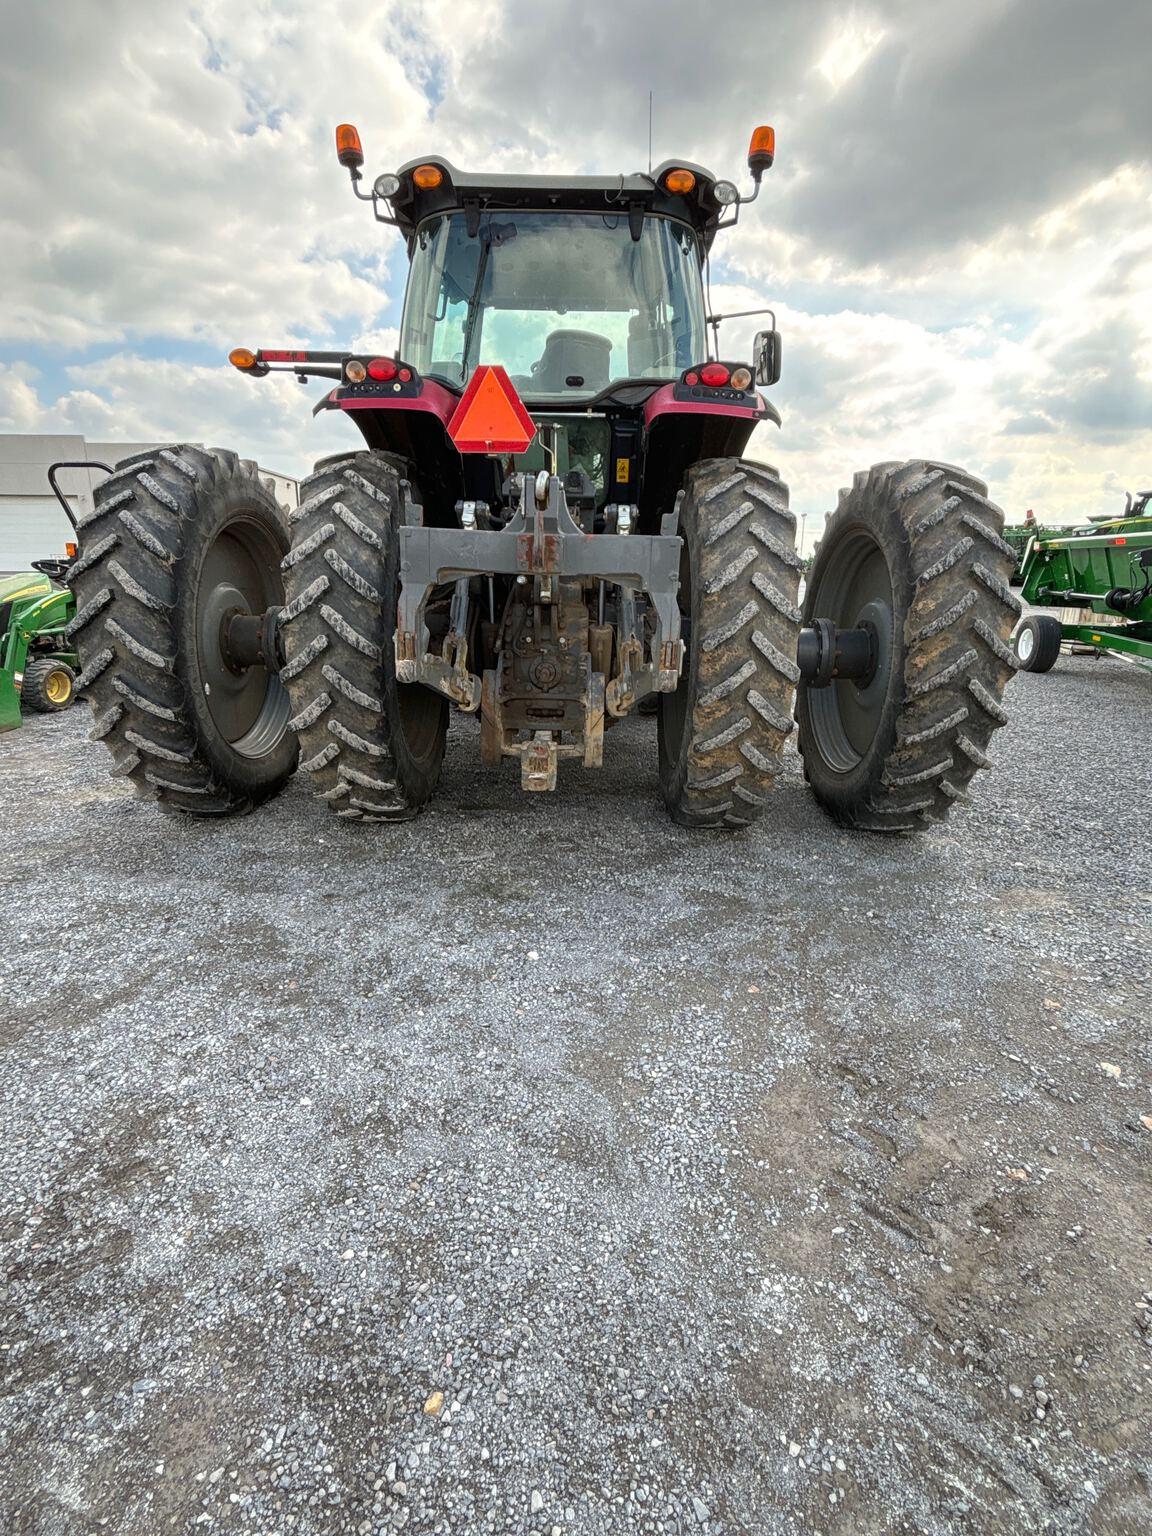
713;179;739;207
748;125;775;178
373;172;401;199
229;348;257;371
367;357;398;381
345;359;367;383
663;168;696;195
699;363;731;388
335;123;364;170
730;366;753;391
412;163;444;190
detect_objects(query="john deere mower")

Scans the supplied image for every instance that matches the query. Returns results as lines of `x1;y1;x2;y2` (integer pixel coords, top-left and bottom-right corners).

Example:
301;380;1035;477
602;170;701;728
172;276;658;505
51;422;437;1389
1013;490;1152;674
63;124;1020;830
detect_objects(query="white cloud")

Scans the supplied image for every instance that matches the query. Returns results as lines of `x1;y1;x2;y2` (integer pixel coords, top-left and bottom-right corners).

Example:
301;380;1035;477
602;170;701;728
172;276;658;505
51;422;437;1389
815;14;887;89
2;0;1150;524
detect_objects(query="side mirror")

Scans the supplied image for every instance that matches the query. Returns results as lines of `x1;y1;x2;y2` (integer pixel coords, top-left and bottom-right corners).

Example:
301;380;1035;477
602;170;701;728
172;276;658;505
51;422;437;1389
753;328;782;387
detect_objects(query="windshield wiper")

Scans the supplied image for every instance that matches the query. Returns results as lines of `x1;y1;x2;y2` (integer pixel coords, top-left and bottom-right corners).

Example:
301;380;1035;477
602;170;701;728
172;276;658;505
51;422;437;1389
460;222;517;375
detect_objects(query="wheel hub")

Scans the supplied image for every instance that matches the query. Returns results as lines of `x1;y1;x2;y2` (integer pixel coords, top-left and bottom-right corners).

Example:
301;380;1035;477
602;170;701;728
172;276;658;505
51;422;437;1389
803;529;896;773
194;521;291;759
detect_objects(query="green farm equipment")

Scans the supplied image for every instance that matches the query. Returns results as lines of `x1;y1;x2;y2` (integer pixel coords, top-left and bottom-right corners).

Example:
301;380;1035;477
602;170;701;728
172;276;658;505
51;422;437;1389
1002;510;1053;585
0;570;79;733
0;461;108;732
1013;490;1152;673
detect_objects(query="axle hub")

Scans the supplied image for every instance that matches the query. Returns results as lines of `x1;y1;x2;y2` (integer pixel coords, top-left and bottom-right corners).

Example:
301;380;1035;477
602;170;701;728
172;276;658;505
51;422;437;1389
796;618;879;687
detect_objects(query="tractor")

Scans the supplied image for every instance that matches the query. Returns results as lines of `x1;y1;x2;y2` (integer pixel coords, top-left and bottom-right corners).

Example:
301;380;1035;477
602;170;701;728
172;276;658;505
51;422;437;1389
0;470;88;733
63;124;1020;830
1013;490;1152;674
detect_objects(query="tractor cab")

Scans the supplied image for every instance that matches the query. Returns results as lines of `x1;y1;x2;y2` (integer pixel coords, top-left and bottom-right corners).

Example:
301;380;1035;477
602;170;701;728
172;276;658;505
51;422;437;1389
387;158;729;406
229;137;782;533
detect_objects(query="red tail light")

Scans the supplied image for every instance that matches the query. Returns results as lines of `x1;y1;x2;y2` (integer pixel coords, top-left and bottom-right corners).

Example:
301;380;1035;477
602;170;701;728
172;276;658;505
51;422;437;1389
367;358;398;381
699;363;731;388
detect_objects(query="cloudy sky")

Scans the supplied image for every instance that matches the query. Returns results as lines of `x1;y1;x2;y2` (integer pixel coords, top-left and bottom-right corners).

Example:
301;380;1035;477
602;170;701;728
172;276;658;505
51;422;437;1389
2;0;1150;539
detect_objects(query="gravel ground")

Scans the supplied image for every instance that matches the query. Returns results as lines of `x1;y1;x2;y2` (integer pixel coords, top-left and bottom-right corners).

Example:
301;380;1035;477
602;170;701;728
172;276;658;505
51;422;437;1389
2;650;1150;1535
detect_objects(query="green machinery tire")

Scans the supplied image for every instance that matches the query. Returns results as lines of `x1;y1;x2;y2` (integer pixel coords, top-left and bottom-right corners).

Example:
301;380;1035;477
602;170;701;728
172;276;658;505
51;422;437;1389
658;458;803;828
280;451;448;821
1013;614;1063;673
796;460;1020;832
67;446;298;814
21;658;76;713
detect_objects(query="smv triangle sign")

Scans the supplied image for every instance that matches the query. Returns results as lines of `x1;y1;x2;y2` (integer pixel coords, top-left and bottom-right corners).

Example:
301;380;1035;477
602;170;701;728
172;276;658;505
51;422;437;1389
447;365;537;455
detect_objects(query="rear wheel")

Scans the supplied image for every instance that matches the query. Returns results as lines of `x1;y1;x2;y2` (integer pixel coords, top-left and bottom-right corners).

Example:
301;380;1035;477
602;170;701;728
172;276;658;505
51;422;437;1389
1013;614;1062;673
280;451;447;821
658;458;802;828
22;658;75;713
796;460;1019;831
67;446;297;814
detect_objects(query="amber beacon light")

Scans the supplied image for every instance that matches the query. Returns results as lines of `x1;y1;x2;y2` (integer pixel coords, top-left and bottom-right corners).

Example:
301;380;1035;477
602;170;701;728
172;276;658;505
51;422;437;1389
335;123;364;169
747;125;775;179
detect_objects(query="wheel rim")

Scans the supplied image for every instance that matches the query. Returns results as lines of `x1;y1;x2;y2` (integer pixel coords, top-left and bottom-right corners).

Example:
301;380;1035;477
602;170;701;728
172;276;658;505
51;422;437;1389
1016;625;1035;663
45;669;72;705
195;516;290;759
806;528;895;773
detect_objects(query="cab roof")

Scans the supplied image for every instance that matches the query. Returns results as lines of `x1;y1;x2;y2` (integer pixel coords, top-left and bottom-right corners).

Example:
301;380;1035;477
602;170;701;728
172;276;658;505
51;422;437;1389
388;158;729;255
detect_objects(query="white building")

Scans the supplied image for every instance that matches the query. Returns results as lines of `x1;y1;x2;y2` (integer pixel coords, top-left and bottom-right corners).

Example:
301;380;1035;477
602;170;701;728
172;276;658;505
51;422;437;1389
0;434;298;573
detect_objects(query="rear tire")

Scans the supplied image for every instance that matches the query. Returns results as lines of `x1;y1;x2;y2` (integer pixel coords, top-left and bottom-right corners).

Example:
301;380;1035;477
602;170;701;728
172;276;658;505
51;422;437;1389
280;452;448;821
22;658;75;713
67;446;297;814
658;459;802;828
796;460;1019;832
1013;614;1062;672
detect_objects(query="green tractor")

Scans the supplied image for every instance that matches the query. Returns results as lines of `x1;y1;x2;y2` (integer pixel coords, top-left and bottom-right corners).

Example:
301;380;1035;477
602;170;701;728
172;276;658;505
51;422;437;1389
62;124;1021;831
0;463;116;733
1013;490;1152;673
0;550;79;736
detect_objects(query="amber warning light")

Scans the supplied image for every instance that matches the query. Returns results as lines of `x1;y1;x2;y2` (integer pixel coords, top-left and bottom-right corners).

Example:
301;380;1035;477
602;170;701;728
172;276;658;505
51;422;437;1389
748;125;775;179
335;123;364;170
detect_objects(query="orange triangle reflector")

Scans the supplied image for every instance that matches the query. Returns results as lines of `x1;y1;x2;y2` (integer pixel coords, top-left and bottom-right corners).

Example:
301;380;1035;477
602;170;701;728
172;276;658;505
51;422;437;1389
447;365;537;455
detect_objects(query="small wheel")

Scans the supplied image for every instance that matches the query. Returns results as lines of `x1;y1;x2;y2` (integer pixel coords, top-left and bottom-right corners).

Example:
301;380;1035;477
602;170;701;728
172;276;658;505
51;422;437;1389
22;659;76;713
796;460;1020;832
67;447;298;813
1013;614;1062;673
658;458;802;828
280;452;448;821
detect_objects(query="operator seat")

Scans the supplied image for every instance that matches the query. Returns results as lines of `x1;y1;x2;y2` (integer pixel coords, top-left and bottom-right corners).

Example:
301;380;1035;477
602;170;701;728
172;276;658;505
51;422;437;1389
531;330;611;393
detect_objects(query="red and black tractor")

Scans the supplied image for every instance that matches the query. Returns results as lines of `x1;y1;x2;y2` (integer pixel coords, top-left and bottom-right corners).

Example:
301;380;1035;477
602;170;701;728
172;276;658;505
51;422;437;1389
66;123;1020;830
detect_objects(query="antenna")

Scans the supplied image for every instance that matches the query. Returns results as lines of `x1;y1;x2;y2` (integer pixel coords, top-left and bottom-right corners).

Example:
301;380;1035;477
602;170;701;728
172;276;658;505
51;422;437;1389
648;91;653;175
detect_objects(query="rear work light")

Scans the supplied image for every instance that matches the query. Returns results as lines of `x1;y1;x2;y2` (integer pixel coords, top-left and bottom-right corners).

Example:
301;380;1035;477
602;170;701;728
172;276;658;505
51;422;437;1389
699;363;731;388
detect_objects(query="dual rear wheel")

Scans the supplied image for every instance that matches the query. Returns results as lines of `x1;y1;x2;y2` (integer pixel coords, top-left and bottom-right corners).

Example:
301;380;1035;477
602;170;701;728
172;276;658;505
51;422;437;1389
68;448;1018;833
664;456;1020;832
